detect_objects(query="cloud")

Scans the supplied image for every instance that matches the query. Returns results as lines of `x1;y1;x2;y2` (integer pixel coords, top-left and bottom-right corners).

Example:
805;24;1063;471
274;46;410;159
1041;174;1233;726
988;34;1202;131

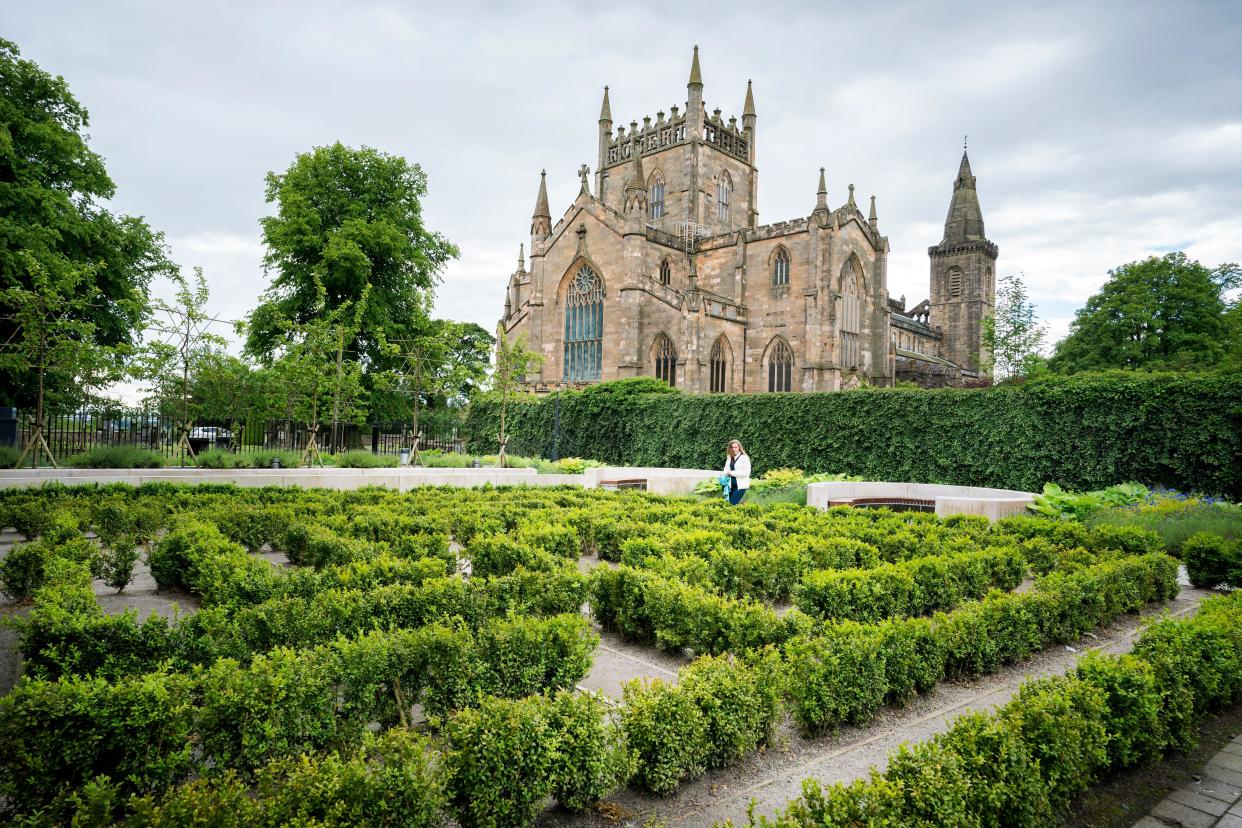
5;0;1239;374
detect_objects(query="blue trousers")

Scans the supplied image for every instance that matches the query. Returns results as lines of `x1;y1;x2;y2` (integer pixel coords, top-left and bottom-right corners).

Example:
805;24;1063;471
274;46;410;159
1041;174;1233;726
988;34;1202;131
728;488;747;505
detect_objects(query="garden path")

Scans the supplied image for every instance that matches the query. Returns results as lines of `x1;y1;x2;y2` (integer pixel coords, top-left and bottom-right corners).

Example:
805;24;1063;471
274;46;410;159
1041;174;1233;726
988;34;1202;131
543;570;1215;828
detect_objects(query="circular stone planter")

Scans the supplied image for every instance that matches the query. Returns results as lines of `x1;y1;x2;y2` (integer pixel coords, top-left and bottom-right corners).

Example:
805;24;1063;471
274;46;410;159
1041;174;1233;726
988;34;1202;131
807;481;1036;519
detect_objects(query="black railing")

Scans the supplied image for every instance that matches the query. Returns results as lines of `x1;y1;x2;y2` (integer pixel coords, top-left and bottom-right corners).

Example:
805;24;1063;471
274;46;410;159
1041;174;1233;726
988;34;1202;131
7;408;464;462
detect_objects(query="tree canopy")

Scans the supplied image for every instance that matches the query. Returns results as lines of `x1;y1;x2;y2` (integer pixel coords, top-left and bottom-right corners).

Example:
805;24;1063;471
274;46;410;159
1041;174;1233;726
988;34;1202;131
244;142;459;372
983;272;1047;381
1049;252;1240;373
0;38;173;407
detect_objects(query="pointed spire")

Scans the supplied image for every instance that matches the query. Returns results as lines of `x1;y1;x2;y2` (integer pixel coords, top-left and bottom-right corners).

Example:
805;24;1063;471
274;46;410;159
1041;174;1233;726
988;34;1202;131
531;170;551;239
868;195;878;231
957;149;974;186
688;45;703;87
517;243;525;272
942;146;985;244
813;167;828;213
743;79;755;117
533;170;550;219
599;86;612;123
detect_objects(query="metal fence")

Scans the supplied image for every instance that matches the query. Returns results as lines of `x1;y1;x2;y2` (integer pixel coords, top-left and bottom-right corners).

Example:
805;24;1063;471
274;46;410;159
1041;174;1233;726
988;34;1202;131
6;408;464;461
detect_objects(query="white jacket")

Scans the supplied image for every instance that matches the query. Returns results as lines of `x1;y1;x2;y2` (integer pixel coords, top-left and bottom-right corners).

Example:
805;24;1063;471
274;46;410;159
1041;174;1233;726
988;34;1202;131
724;453;751;490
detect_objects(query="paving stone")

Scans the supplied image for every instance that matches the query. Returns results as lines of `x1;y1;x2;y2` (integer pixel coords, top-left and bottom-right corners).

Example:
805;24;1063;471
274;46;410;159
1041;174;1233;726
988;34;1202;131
1129;818;1167;828
1151;798;1217;828
1168;788;1231;817
1217;813;1242;828
1193;778;1242;806
1212;752;1242;774
1205;766;1242;789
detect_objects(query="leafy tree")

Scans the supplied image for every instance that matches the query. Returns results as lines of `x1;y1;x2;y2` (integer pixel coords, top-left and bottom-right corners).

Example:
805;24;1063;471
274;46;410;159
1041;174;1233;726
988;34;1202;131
983;272;1047;381
139;268;227;463
0;256;114;466
1050;253;1240;372
491;330;542;467
244;142;459;389
252;282;369;464
0;38;174;407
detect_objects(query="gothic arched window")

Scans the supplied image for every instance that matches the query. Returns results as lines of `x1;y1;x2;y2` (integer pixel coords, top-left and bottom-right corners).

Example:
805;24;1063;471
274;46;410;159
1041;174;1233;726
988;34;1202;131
652;333;677;387
659;258;672;286
767;338;794;393
649;174;665;220
717;174;731;222
839;256;862;370
563;264;604;382
773;247;790;286
710;336;731;393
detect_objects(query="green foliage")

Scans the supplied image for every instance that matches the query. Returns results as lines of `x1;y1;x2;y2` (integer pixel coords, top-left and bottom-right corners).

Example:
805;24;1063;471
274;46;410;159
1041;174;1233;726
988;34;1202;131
796;546;1025;622
1182;531;1242;588
983;271;1047;381
245;142;458;379
1088;498;1242;555
0;38;173;410
465;372;1242;499
329;449;399;467
546;690;633;812
65;445;166;469
1028;481;1148;520
783;624;888;735
1050;252;1240;372
120;729;445;828
621;677;709;794
444;694;556;828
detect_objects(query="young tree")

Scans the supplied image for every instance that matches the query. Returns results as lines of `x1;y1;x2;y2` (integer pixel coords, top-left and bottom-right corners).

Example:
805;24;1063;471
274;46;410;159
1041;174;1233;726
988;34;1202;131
491;330;542;468
140;268;227;464
982;272;1048;381
244;142;459;398
1050;253;1240;372
0;256;112;467
0;38;174;407
283;292;368;465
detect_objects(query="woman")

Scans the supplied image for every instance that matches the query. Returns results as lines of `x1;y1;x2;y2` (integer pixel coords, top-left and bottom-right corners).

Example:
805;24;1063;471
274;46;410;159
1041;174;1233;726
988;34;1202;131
723;439;751;505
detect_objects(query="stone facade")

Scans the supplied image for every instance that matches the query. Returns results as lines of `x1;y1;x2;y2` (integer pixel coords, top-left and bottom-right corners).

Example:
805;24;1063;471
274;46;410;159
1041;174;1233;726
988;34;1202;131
500;47;997;392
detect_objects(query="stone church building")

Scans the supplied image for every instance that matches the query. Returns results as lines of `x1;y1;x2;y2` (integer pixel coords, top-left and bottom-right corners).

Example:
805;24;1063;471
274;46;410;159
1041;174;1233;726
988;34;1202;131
499;47;998;392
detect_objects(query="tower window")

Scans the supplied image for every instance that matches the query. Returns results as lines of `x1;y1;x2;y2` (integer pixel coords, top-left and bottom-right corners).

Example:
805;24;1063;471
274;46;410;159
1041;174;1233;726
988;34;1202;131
767;339;794;393
773;248;790;286
710;336;730;392
563;265;604;382
649;177;665;220
949;268;963;298
653;333;677;387
659;258;672;286
717;176;731;222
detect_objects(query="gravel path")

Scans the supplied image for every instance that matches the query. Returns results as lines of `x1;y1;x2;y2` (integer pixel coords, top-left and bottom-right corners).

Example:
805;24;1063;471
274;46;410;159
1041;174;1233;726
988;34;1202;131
543;573;1215;828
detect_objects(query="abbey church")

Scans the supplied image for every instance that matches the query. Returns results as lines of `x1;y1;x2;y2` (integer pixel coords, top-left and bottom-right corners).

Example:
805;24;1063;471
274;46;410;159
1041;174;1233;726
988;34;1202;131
499;47;998;392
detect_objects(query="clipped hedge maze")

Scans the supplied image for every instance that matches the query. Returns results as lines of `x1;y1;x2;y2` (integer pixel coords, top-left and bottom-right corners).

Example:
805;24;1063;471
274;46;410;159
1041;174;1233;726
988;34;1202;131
0;484;1199;826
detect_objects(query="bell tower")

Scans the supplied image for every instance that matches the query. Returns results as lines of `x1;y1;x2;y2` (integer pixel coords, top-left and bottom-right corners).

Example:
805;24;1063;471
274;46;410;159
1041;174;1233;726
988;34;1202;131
928;146;998;373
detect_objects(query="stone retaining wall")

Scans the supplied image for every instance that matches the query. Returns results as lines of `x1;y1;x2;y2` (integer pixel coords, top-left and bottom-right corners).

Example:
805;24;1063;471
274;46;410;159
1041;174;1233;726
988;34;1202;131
807;480;1035;519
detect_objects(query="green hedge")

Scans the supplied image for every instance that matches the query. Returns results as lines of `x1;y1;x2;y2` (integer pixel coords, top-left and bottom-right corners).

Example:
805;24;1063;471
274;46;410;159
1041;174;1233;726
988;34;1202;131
738;590;1242;827
464;372;1242;498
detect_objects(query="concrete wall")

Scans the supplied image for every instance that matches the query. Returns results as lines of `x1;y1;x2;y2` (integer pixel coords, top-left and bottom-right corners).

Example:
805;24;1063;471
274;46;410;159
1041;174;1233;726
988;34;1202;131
806;480;1035;520
0;466;720;496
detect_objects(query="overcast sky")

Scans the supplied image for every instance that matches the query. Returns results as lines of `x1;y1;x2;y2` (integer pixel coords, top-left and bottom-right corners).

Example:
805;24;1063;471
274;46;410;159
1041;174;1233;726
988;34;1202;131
9;0;1242;360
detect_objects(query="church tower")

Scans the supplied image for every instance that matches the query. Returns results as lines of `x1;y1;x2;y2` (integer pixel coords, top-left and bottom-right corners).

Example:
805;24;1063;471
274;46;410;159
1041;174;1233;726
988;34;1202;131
928;148;998;373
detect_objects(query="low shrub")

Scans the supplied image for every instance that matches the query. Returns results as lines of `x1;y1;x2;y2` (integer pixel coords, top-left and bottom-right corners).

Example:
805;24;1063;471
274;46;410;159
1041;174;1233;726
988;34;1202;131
796;546;1026;623
444;694;557;828
621;677;709;794
783;624;888;736
0;445;19;468
546;690;633;811
249;449;304;468
1182;531;1242;588
330;450;399;468
0;535;95;600
194;448;252;469
117;729;445;827
65;445;166;469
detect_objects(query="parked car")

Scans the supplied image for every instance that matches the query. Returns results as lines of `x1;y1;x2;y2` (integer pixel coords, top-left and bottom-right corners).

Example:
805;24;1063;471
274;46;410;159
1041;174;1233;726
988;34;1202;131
189;427;233;442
